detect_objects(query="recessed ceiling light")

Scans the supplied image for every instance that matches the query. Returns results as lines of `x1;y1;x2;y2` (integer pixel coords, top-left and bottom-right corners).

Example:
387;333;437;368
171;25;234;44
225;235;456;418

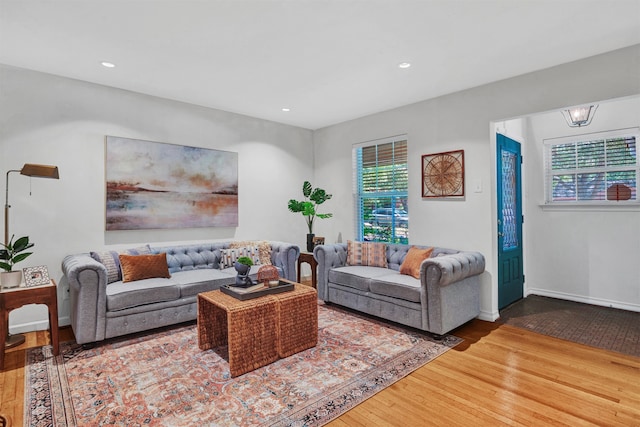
101;61;116;68
398;62;411;69
282;108;291;112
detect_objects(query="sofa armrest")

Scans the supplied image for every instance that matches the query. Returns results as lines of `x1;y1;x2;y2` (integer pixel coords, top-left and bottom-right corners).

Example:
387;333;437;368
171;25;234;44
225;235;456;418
420;251;485;335
61;253;109;344
314;243;347;300
270;241;300;281
421;251;485;287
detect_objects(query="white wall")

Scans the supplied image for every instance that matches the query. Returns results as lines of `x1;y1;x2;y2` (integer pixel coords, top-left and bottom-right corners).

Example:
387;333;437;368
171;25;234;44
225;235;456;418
522;96;640;310
0;65;314;332
313;45;640;320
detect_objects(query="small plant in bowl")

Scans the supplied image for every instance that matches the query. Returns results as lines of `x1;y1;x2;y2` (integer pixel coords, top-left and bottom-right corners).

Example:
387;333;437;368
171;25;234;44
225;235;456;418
236;256;254;267
0;235;35;288
233;256;255;287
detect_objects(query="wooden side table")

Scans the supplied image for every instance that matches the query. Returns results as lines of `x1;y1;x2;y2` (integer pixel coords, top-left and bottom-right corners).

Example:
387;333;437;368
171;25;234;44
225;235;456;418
297;252;318;289
0;280;59;370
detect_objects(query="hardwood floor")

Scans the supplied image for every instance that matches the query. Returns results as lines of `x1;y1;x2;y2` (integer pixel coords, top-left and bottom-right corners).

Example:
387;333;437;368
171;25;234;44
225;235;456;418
2;320;639;426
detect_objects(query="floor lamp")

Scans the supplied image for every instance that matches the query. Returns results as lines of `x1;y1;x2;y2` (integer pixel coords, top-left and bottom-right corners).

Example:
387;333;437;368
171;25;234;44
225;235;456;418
4;163;60;349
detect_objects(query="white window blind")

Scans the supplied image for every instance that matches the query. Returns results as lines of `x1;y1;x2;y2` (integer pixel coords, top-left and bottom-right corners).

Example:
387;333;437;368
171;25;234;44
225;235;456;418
353;135;409;243
544;128;639;204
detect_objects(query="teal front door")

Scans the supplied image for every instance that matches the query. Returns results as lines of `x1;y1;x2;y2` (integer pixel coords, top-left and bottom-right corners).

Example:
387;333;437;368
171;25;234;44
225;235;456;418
497;134;524;309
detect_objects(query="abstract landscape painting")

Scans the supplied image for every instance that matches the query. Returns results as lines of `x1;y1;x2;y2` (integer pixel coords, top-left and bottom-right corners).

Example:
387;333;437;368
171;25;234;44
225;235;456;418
105;136;238;230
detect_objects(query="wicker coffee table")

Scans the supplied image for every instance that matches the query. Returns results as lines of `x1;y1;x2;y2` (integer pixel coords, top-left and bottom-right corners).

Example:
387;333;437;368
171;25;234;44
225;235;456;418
197;282;317;377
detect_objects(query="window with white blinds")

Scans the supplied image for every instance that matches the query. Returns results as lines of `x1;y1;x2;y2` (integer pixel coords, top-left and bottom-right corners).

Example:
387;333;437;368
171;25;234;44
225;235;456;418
353;136;409;243
544;128;639;204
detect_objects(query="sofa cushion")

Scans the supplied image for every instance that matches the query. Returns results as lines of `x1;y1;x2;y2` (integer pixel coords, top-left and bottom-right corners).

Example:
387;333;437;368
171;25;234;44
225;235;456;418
346;241;388;268
328;265;390;292
399;246;434;279
124;244;152;255
171;269;236;297
106;277;181;311
229;240;272;265
368;271;422;303
119;253;171;283
219;246;261;269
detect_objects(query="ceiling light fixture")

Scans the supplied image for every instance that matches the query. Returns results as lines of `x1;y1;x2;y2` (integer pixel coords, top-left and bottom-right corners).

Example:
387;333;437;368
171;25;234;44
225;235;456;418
282;108;291;112
562;104;598;127
398;62;411;69
101;61;116;68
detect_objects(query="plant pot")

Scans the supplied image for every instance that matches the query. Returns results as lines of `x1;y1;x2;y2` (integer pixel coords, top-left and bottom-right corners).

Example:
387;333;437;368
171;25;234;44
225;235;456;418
1;270;22;288
234;261;254;287
306;233;315;252
234;261;251;276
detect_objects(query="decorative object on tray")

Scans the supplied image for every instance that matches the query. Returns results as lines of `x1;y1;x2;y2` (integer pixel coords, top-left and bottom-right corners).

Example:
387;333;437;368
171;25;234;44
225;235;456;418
287;181;333;251
220;280;294;300
226;282;265;294
0;235;35;288
23;265;50;287
233;256;254;287
257;264;279;285
422;149;465;198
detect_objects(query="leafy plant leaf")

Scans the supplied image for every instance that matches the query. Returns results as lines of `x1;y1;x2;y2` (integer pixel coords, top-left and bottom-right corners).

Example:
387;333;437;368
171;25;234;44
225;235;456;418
302;181;312;198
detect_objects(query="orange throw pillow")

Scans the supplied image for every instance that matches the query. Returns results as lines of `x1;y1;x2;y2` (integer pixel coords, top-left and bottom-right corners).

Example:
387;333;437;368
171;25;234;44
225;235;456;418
399;246;434;279
119;253;171;283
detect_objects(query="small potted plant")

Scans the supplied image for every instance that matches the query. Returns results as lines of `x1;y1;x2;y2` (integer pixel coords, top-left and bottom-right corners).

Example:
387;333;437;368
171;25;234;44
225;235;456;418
288;181;333;251
0;235;34;288
234;256;254;287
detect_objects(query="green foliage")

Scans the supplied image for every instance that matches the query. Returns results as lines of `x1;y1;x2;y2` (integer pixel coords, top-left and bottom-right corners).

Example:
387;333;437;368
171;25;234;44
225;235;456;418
288;181;333;234
0;235;34;272
236;256;254;266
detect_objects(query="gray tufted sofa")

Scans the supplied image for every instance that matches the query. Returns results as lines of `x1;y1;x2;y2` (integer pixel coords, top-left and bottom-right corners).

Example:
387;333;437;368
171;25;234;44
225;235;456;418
314;243;485;336
62;241;299;345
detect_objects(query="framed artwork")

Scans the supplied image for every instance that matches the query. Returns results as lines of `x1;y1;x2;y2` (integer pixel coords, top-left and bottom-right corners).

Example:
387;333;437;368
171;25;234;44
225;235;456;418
105;136;238;230
422;150;465;198
24;265;50;287
312;236;325;247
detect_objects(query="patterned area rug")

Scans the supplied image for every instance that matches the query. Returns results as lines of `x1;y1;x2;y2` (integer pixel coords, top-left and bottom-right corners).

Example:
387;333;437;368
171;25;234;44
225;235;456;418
500;295;640;357
25;303;460;426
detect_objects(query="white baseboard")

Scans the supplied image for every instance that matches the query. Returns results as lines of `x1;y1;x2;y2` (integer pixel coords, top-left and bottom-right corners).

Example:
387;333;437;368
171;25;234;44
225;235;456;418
478;310;500;322
8;316;71;335
526;288;640;313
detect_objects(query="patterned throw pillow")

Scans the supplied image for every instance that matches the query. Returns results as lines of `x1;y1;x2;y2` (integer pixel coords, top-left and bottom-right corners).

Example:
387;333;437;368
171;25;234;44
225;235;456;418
119;253;171;283
90;245;153;284
346;241;388;268
90;251;122;283
399;246;434;279
229;240;272;265
219;246;261;269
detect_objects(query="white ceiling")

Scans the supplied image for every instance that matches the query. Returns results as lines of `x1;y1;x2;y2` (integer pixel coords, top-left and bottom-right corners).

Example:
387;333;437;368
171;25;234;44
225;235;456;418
1;1;639;130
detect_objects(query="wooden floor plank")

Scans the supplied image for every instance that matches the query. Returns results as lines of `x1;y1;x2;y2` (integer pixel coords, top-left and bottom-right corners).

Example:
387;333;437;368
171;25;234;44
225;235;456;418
1;321;639;426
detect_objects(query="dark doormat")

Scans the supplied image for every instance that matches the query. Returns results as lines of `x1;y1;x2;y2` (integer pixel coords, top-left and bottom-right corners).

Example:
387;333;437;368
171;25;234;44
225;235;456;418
500;295;640;358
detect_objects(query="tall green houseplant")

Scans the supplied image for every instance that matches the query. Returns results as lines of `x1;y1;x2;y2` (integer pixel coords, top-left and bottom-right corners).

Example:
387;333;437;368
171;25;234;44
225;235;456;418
288;181;332;251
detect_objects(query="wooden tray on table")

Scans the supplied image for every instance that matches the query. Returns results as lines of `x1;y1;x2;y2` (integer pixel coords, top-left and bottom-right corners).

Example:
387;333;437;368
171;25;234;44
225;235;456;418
220;280;294;300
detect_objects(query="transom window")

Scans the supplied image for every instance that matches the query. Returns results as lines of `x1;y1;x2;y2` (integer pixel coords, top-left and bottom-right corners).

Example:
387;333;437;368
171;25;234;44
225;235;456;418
353;136;408;243
544;129;639;204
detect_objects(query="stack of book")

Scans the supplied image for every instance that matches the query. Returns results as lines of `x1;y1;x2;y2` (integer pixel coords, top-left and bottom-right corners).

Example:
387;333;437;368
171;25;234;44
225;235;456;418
226;283;266;294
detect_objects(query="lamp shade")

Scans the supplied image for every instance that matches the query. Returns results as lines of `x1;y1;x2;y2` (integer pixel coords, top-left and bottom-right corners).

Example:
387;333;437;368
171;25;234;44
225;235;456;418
562;105;598;127
19;163;59;179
